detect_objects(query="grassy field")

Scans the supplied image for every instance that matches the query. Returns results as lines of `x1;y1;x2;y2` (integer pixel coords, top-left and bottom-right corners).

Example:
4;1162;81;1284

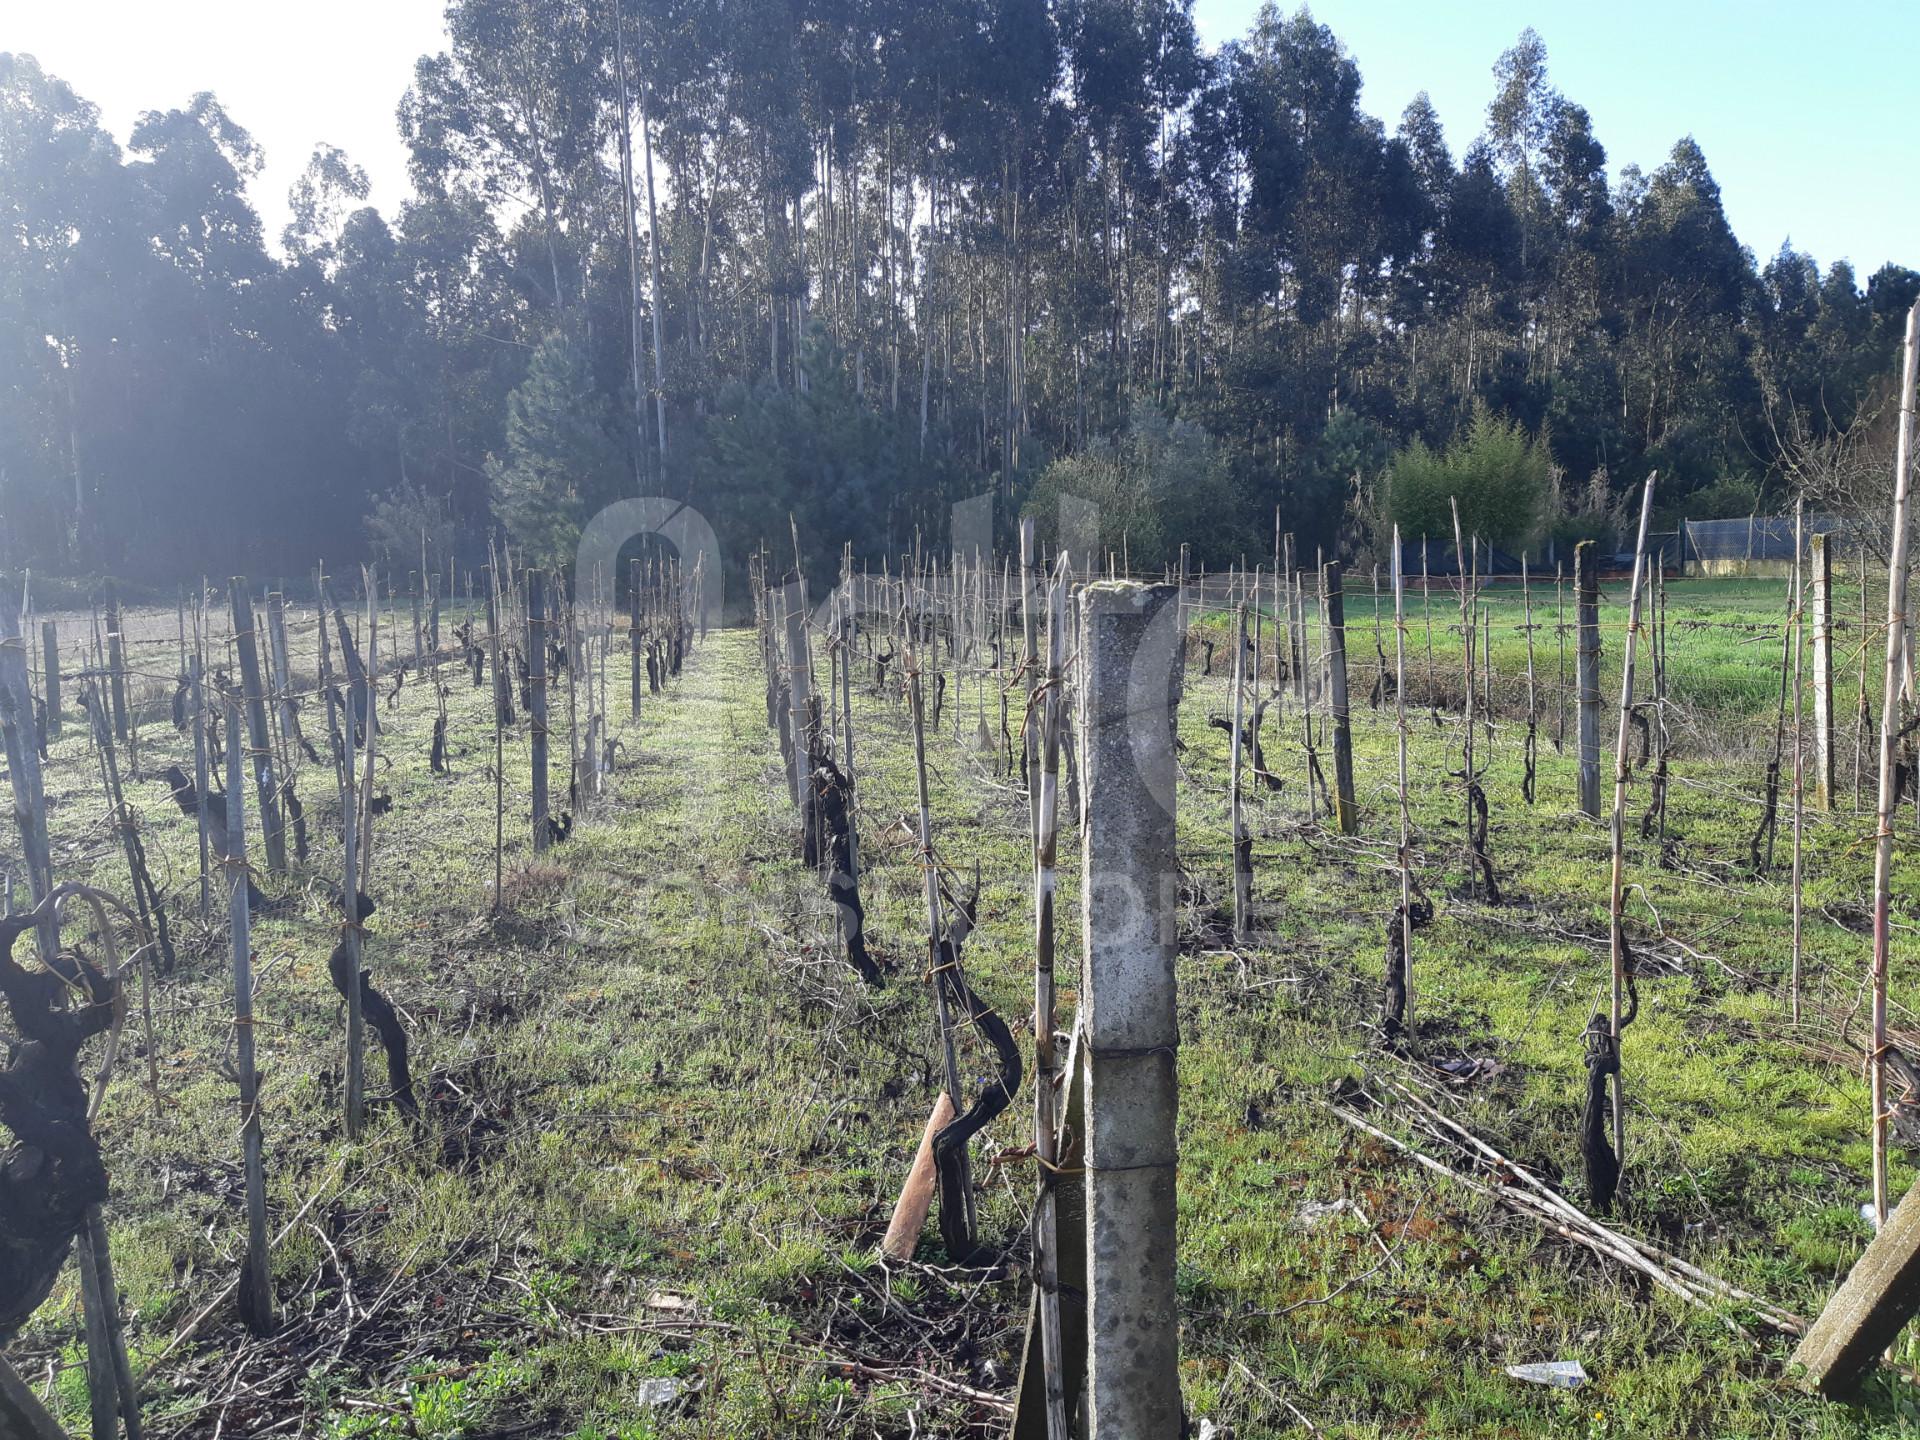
7;572;1920;1438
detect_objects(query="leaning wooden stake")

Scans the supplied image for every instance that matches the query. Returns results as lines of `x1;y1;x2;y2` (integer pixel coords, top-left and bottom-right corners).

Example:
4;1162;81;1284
224;691;275;1332
0;1355;71;1440
1793;1174;1920;1397
1606;475;1659;1175
1870;299;1920;1224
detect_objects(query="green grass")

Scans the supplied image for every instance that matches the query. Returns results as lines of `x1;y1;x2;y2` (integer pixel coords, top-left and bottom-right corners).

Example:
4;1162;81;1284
10;582;1920;1437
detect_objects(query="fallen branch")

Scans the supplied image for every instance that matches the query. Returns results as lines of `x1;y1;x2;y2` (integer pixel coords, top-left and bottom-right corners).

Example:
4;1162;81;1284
1327;1079;1805;1340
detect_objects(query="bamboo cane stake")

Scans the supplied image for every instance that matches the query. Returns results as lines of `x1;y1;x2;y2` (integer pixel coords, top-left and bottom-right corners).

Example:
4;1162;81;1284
908;657;963;1117
1230;601;1250;939
1870;300;1920;1223
1522;554;1537;802
1608;474;1659;1171
1858;543;1872;814
340;594;366;1141
1031;555;1070;1440
1450;502;1476;897
1392;528;1414;1025
1791;497;1806;1023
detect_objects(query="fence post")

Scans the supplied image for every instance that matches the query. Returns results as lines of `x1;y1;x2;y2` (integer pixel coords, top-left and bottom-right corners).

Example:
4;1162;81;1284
0;592;55;963
529;570;550;854
630;558;644;722
1811;533;1835;811
1325;563;1357;834
228;580;288;875
40;620;60;739
1576;542;1602;818
104;582;128;741
1080;581;1182;1440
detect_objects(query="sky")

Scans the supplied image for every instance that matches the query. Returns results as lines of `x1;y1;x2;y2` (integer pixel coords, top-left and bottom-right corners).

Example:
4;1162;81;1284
6;1;1915;275
1191;0;1920;278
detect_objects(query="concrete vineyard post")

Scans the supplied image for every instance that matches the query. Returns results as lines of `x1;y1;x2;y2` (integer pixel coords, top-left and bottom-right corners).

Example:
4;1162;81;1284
1079;581;1182;1440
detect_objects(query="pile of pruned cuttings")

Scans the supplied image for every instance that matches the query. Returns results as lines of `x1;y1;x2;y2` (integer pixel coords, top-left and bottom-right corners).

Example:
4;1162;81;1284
1327;1066;1806;1341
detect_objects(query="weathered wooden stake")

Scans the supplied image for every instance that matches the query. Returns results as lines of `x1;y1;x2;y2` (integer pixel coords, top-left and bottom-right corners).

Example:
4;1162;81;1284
1391;528;1415;1023
103;583;127;741
630;558;644;721
40;620;60;739
0;1354;71;1440
529;570;551;854
228;581;287;875
1793;1175;1920;1397
0;591;56;962
1229;602;1252;937
224;692;275;1332
1324;563;1357;834
1576;542;1602;818
1080;581;1181;1440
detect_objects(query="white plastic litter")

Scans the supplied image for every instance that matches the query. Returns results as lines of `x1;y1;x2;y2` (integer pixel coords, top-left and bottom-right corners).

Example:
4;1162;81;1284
1293;1198;1355;1228
637;1377;687;1407
1504;1360;1587;1389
